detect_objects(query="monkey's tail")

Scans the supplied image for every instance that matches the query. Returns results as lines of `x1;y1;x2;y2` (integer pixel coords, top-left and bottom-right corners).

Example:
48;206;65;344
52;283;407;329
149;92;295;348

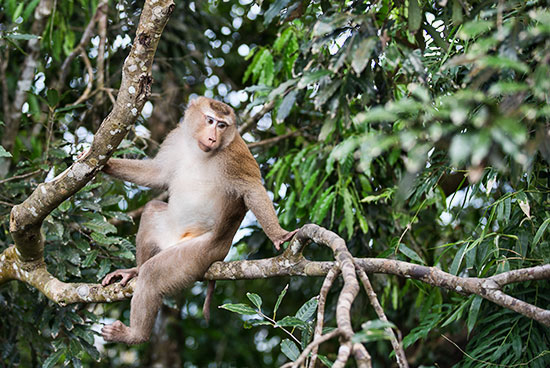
202;280;216;324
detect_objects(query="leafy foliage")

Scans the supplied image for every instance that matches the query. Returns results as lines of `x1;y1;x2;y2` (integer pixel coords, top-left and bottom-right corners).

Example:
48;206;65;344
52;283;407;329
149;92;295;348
1;0;550;366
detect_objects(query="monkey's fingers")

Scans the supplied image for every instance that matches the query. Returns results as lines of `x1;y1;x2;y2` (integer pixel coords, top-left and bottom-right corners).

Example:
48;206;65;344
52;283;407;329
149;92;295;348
101;274;117;286
102;272;123;286
101;320;128;342
119;272;136;286
274;229;299;250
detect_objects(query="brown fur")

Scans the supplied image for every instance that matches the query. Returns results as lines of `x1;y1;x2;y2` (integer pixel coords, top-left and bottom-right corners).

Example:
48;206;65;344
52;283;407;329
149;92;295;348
209;100;232;116
100;97;297;345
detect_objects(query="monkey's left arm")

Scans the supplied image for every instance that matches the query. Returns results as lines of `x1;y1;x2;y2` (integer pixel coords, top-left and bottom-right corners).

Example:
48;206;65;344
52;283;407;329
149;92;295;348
243;182;297;250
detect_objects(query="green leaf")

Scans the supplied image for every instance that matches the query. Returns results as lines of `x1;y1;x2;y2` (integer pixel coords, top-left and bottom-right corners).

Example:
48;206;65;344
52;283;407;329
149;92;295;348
42;349;65;368
273;27;293;53
353;319;395;343
479;56;529;74
408;0;422;33
0;145;12;157
97;259;111;280
342;187;355;239
220;303;258;315
533;218;550;247
459;20;493;40
297;70;332;89
398;243;425;264
312;14;349;37
295;297;318;322
280;339;300;361
82;250;98;268
12;2;24;22
274;284;289;317
354;107;397;124
258;50;275;86
452;0;463;24
313;189;336;224
351;38;376;74
246;292;262;310
276;90;298;123
276;316;309;330
450;242;468;275
467;295;483;334
23;0;40;20
243;318;272;329
83;218;117;235
47;89;60;108
318;355;333;367
264;0;292;25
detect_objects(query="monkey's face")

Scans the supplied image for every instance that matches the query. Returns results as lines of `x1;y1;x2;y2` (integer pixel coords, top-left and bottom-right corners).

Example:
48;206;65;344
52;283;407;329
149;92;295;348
197;114;223;152
186;97;237;153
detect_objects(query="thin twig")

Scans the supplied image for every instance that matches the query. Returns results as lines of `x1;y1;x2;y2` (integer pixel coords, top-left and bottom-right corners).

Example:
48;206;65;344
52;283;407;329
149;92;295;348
246;130;300;149
281;328;341;368
238;100;276;135
57;0;108;90
309;266;340;368
357;267;408;368
96;2;108;93
0;169;42;185
1;48;10;129
71;49;94;106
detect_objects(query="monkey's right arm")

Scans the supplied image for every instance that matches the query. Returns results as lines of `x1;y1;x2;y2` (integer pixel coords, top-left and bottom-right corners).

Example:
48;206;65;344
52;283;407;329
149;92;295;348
243;182;297;250
104;158;168;189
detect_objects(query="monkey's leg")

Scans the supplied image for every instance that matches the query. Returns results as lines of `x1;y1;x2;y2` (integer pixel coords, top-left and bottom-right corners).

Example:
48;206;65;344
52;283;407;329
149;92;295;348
102;239;205;344
102;200;168;287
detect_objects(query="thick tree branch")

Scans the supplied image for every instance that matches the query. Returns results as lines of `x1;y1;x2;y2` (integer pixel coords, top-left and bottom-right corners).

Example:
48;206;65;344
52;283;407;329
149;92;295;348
0;246;134;305
8;0;175;262
2;233;548;326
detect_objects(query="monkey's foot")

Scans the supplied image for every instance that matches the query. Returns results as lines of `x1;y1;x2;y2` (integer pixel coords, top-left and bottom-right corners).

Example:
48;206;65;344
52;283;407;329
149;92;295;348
101;268;138;286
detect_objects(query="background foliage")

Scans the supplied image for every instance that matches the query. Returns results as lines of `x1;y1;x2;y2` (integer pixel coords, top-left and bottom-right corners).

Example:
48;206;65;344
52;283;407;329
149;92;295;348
1;0;549;366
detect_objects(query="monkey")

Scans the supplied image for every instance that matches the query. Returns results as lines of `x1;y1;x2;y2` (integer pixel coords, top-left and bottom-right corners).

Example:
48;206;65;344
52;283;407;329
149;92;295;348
100;96;297;344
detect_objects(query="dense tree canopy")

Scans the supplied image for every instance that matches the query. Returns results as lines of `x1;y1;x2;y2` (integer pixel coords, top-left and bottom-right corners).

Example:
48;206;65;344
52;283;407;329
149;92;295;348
1;0;549;367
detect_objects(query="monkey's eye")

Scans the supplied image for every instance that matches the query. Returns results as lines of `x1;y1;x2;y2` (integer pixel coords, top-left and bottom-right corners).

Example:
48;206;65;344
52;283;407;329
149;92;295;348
206;116;216;125
217;122;227;129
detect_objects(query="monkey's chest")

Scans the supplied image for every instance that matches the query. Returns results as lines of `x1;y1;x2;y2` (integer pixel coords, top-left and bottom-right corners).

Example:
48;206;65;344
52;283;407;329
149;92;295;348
167;172;228;229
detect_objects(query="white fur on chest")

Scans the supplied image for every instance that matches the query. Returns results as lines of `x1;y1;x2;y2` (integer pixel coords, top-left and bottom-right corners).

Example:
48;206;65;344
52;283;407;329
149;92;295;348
167;156;223;231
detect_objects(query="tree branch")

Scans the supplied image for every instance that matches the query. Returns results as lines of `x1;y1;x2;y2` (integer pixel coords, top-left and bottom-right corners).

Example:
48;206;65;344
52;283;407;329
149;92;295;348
280;328;341;368
57;0;108;91
8;0;175;262
238;100;276;135
357;267;408;368
309;266;339;368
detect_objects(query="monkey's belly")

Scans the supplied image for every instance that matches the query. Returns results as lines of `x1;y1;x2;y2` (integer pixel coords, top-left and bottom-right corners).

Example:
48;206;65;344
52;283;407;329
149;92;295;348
152;186;221;248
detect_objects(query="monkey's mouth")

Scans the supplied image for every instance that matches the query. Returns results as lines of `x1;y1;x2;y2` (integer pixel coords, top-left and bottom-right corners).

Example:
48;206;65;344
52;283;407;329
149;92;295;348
198;141;213;152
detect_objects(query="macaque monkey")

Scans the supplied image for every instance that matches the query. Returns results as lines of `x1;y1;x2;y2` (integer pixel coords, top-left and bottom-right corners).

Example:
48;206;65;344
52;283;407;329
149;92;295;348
100;97;297;344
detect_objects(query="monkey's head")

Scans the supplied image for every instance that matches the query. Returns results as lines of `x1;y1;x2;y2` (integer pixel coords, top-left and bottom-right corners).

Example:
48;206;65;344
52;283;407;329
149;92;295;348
185;97;237;153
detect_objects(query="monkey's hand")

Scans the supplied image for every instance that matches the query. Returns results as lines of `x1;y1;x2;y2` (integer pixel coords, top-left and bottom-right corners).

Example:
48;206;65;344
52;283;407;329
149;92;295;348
102;267;138;287
273;229;299;251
